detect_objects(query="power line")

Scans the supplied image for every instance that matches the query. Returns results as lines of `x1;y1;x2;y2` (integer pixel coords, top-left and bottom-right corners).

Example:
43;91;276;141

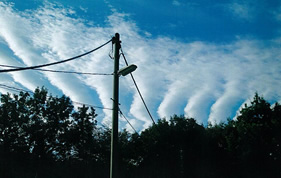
120;48;156;125
119;107;138;133
0;39;112;73
0;84;33;94
0;64;113;76
72;101;113;111
0;84;112;111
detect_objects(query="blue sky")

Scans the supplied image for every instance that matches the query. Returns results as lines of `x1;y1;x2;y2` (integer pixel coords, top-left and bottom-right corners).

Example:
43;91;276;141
0;0;281;131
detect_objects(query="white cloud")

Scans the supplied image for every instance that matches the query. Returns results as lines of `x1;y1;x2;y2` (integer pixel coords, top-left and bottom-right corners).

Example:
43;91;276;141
172;0;181;6
0;2;281;130
184;88;215;124
79;6;88;13
273;6;281;22
227;2;254;21
0;2;111;115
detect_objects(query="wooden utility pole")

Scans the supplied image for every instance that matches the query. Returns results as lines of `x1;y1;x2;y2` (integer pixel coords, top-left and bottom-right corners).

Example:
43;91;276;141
110;33;121;178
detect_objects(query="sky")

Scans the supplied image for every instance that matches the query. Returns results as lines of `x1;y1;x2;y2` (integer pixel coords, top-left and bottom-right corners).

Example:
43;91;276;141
0;0;281;132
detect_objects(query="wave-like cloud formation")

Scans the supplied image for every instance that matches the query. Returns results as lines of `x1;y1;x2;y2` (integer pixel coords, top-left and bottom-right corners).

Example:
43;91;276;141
0;2;281;131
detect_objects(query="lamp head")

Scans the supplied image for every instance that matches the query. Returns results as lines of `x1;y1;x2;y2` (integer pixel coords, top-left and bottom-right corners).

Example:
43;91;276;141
118;64;137;76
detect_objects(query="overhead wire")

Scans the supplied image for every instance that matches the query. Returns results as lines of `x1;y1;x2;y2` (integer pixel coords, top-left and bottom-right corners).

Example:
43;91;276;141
118;107;138;134
0;37;151;132
0;84;112;111
72;101;113;111
0;84;33;94
0;39;112;73
0;64;113;76
120;48;156;125
0;38;156;129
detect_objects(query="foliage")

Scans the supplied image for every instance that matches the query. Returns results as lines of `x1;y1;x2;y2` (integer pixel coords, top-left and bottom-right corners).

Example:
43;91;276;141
0;88;100;177
0;89;280;178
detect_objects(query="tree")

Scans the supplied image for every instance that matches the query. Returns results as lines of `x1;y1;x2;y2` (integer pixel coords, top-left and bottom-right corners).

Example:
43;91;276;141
133;115;206;178
223;93;281;178
1;88;280;178
70;105;97;161
0;87;100;177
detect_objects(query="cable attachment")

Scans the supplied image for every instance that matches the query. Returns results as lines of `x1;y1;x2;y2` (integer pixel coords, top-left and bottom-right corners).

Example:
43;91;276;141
112;33;121;51
110;98;121;105
109;51;114;60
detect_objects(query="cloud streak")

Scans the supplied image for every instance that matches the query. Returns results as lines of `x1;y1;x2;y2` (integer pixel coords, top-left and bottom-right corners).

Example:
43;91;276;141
0;2;281;131
227;2;254;21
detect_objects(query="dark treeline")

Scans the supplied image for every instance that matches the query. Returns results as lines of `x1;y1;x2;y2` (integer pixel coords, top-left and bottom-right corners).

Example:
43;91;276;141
0;88;280;178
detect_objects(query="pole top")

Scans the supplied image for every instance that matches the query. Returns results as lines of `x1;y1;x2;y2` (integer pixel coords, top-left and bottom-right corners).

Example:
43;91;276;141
112;33;121;48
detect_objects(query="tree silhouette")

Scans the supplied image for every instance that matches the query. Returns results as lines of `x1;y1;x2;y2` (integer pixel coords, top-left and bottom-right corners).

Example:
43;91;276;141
0;89;280;178
224;93;281;178
0;88;100;177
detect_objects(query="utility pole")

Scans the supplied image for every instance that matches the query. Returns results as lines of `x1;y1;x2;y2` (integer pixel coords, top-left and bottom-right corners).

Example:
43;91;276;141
110;33;121;178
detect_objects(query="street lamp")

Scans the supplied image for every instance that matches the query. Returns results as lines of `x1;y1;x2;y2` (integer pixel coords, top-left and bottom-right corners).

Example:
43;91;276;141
118;64;137;76
110;33;137;178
